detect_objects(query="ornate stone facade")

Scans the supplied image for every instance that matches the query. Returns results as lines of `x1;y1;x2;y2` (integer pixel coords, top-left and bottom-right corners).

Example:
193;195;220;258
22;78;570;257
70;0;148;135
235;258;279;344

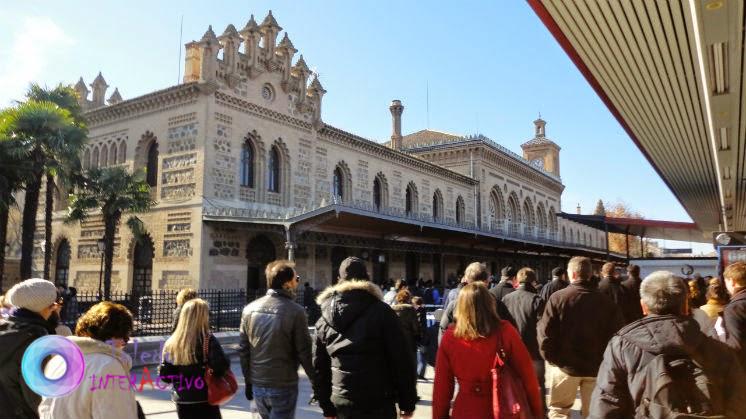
24;11;611;293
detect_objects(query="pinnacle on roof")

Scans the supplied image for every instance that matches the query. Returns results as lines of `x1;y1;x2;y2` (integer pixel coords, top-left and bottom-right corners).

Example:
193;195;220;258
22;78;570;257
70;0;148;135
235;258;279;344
278;33;296;51
220;24;240;39
260;10;282;31
201;25;219;44
309;75;326;94
242;15;259;33
91;72;108;87
74;77;87;91
107;88;122;104
293;55;309;72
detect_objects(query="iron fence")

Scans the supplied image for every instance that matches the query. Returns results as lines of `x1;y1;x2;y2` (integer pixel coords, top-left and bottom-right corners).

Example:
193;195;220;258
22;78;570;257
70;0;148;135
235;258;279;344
60;288;253;337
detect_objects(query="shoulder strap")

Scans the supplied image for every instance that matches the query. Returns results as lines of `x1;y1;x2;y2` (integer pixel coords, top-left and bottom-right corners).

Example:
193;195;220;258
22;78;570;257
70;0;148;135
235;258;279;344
493;326;506;368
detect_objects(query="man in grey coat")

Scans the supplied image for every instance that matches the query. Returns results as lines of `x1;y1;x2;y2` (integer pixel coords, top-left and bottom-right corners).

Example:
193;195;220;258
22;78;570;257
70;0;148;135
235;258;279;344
239;260;319;418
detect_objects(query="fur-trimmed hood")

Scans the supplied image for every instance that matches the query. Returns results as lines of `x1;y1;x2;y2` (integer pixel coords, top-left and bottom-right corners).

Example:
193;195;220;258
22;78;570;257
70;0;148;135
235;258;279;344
315;280;383;305
316;280;384;332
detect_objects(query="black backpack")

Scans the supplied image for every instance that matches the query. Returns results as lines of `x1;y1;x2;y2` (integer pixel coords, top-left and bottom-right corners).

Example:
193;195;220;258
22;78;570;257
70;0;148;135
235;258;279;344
636;353;725;419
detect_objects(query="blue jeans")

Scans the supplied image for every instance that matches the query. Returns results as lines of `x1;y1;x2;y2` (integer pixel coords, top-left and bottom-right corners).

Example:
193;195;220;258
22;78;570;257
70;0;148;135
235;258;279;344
416;347;427;377
253;385;298;419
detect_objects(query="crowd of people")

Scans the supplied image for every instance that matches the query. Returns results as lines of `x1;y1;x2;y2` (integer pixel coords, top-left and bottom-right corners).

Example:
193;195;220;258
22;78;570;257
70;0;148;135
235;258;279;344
1;256;745;418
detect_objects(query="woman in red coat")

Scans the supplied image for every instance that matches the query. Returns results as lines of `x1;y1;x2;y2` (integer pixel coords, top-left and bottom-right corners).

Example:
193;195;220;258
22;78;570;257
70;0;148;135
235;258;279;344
432;282;542;418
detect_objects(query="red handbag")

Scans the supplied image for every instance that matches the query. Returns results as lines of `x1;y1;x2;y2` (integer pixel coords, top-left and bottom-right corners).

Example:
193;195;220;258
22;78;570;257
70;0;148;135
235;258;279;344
491;329;533;419
202;333;238;406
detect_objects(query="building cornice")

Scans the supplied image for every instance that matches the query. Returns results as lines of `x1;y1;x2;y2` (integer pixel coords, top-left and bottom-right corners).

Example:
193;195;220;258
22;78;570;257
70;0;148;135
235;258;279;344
407;140;563;193
83;83;204;126
318;125;478;186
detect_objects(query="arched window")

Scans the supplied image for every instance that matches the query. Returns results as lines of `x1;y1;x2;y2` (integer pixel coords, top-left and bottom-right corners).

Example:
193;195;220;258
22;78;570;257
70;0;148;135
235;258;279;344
432;189;444;222
92;147;99;169
576;230;580;244
405;182;418;216
100;144;108;167
267;146;280;193
455;195;465;225
240;141;255;187
333;167;344;200
507;193;521;235
109;144;117;166
118;141;127;164
132;235;154;295
54;239;71;287
146;141;159;187
373;177;383;211
489;187;505;230
562;226;567;242
83;149;90;170
523;198;535;235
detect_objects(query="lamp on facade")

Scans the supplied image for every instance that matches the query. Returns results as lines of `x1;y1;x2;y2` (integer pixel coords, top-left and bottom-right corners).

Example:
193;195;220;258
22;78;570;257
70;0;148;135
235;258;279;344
361;250;369;260
378;254;386;263
97;239;106;301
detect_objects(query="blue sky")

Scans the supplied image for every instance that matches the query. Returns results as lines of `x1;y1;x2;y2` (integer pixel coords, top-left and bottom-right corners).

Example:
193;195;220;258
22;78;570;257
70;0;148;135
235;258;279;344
0;1;712;252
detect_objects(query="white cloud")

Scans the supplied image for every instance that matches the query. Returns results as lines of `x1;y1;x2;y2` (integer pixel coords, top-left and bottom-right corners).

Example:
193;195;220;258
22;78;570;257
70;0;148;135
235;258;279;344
0;16;74;106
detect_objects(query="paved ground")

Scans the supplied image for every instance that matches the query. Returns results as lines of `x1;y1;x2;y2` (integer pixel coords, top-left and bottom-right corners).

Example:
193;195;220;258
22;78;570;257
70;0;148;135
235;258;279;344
135;356;582;418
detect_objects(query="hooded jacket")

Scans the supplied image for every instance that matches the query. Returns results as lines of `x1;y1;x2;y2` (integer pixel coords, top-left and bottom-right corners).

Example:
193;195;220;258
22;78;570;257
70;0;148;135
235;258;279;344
0;309;49;418
38;337;139;419
590;315;746;419
312;280;417;417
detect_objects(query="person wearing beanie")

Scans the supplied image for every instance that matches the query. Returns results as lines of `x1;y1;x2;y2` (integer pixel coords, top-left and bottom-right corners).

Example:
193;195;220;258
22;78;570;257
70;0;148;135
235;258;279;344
313;257;417;419
0;278;59;418
539;266;569;302
489;265;517;302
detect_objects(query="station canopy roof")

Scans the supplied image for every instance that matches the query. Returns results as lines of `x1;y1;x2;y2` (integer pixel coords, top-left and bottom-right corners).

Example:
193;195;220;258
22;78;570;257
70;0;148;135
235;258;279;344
559;213;708;243
529;0;746;234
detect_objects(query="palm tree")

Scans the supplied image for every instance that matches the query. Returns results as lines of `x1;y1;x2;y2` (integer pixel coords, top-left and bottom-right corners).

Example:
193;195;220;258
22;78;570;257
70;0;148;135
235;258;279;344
67;167;153;300
0;131;33;289
24;84;86;280
1;98;87;280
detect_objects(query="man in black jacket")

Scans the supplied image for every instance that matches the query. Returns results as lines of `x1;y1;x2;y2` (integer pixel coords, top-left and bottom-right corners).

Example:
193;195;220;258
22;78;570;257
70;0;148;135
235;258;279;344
502;267;547;414
489;265;516;301
621;263;644;322
313;257;416;419
239;260;319;418
590;271;746;418
537;257;623;419
723;261;746;367
598;262;637;325
0;278;59;419
539;266;568;302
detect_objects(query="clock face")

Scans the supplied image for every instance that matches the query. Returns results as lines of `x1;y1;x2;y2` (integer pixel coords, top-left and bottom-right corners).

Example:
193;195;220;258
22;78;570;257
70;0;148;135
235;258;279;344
530;158;544;169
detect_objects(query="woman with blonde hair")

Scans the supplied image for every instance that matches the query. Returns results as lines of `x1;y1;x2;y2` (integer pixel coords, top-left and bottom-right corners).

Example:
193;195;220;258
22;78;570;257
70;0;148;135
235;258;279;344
171;287;198;333
432;282;541;418
159;298;230;419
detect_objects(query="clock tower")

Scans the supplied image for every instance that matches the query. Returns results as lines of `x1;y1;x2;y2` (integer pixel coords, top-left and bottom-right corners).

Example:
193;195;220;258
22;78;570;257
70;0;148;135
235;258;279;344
521;117;561;177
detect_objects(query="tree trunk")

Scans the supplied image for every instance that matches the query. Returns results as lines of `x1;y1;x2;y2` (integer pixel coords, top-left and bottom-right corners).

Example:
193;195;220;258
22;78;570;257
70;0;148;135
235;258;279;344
103;213;119;301
0;188;10;292
43;174;54;281
20;174;42;280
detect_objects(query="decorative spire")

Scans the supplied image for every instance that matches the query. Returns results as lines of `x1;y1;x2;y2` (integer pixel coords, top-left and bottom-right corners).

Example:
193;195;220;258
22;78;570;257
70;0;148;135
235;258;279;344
200;25;219;44
74;77;89;106
534;116;546;137
107;88;122;105
308;75;326;95
277;33;296;52
220;24;240;39
90;72;109;107
293;55;310;73
260;10;282;31
91;72;108;88
241;14;259;34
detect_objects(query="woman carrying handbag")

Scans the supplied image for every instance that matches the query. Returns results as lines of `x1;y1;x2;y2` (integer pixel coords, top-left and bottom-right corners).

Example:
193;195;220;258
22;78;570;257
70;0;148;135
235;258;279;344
159;298;232;419
432;282;542;418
